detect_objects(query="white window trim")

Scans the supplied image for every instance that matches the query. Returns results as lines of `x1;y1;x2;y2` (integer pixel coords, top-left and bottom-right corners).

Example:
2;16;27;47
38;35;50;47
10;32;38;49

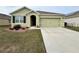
15;16;24;23
19;16;20;23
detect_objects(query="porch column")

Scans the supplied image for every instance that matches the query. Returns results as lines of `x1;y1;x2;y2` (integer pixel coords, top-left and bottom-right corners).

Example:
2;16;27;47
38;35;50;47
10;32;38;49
11;16;13;28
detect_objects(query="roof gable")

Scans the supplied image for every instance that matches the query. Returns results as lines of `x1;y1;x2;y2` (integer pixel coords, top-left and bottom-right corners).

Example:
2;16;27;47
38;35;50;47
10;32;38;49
67;11;79;16
26;10;40;15
66;11;79;18
10;7;32;15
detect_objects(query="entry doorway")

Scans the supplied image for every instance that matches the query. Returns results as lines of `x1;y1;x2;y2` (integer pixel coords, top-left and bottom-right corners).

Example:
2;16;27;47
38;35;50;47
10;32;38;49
30;15;36;26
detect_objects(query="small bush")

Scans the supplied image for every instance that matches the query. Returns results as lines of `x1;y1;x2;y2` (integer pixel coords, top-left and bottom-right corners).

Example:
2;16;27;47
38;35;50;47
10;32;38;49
26;27;29;28
9;28;14;30
14;25;21;30
21;27;26;30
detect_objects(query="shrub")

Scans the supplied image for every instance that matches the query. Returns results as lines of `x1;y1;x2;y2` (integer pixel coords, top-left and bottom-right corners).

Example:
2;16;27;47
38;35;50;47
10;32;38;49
26;27;29;28
9;28;14;30
21;27;26;30
14;25;21;30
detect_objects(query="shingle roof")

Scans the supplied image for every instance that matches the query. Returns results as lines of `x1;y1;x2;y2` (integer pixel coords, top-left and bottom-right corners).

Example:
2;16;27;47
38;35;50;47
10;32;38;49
37;11;65;16
0;13;10;20
67;11;79;16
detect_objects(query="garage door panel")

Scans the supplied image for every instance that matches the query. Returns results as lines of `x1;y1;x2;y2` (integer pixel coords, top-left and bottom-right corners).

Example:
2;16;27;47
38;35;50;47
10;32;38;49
40;19;60;27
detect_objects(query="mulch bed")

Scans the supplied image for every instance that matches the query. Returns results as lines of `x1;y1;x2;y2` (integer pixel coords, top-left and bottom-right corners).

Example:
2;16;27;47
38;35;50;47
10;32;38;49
5;28;28;32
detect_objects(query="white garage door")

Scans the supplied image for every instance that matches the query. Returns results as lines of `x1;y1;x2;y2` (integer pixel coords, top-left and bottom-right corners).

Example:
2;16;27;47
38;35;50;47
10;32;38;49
40;18;60;27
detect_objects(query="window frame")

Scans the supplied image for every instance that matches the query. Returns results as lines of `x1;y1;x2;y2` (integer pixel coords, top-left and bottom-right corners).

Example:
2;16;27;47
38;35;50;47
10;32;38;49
15;16;20;23
19;16;24;23
13;16;26;23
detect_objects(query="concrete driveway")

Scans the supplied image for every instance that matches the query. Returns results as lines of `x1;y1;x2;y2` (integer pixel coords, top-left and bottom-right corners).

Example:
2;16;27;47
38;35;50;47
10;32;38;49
41;27;79;53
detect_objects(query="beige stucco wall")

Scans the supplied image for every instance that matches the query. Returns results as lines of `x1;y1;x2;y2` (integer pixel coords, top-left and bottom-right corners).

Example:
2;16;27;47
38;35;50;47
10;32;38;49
11;16;28;28
11;8;31;28
40;15;62;18
11;8;40;28
0;19;9;25
26;12;40;27
10;7;64;28
60;17;64;27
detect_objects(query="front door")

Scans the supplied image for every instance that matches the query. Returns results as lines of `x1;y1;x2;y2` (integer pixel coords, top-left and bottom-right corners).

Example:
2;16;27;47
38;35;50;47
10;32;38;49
31;15;36;26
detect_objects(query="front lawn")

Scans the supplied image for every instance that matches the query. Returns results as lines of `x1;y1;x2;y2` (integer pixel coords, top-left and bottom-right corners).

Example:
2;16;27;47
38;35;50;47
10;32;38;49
0;27;46;53
65;26;79;32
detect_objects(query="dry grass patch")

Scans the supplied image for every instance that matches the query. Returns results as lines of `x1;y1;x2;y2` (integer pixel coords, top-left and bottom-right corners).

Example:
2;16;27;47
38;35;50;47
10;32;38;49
0;27;46;53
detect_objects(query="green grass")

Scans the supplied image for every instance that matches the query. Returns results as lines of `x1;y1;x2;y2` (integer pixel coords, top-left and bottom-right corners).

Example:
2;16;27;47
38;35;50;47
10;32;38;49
0;27;46;53
65;26;79;32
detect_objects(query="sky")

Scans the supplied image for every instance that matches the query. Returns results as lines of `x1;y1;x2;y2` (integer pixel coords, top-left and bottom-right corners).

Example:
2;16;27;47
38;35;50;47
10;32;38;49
0;6;79;15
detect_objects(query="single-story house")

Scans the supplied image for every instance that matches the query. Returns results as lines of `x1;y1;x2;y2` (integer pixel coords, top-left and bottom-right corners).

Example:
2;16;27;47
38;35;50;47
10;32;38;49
10;7;65;28
0;13;10;26
65;11;79;27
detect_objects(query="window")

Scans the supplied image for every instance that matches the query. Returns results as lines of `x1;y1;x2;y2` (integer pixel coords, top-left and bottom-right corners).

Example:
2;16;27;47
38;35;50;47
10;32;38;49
13;16;15;23
15;16;19;23
13;16;26;23
19;16;24;23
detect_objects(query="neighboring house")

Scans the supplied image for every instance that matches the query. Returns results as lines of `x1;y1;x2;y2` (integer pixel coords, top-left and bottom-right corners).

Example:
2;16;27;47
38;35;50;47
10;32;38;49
0;13;10;26
10;7;65;28
65;11;79;27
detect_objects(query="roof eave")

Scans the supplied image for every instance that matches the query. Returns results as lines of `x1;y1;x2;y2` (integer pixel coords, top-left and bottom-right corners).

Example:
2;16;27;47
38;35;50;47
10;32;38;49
10;6;32;15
